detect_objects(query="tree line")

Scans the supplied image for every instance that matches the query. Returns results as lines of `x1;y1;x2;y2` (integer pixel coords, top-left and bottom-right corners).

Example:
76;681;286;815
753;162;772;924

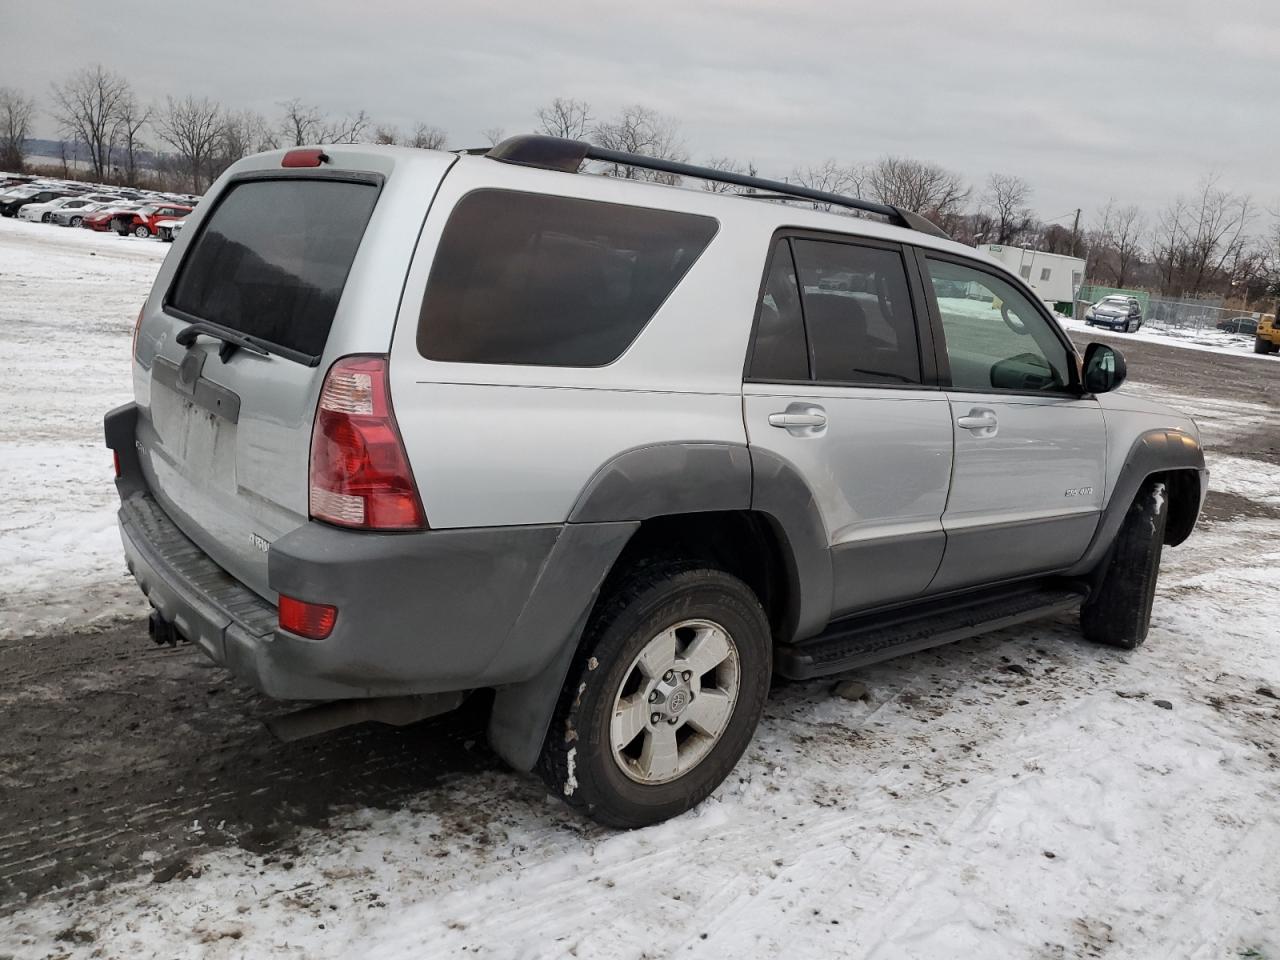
1;72;1276;306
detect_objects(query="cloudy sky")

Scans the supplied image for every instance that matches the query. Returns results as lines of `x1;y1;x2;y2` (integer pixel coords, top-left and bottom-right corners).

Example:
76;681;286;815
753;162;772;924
7;0;1277;221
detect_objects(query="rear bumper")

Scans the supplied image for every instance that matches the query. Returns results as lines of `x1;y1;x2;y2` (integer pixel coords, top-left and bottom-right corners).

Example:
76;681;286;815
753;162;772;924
107;403;634;701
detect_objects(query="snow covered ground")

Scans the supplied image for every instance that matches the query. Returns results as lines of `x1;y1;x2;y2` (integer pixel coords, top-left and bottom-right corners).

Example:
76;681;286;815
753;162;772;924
1;219;1279;958
0;218;162;639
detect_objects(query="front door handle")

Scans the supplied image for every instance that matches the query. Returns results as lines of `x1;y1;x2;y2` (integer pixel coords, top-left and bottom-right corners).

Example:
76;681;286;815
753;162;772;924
768;412;827;428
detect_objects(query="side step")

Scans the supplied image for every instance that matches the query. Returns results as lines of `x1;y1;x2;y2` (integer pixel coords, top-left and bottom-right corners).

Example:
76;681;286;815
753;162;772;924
776;582;1087;681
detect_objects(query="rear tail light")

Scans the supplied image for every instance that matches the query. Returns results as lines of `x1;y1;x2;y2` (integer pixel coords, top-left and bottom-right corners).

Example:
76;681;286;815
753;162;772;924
308;355;426;530
278;595;337;640
112;450;121;478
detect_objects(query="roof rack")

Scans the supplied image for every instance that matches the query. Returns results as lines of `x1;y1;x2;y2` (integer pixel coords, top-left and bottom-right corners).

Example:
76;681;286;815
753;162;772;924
485;134;951;240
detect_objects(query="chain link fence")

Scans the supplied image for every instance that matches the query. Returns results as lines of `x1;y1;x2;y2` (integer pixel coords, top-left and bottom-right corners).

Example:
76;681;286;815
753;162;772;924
1076;284;1266;336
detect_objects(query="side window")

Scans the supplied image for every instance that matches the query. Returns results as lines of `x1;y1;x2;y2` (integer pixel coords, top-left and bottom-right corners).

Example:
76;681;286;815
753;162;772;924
418;190;717;367
748;240;808;381
1040;267;1052;282
790;239;922;385
925;258;1073;394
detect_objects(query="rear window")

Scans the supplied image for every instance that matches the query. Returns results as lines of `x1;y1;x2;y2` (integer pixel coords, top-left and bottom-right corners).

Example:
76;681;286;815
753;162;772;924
168;178;378;359
417;190;717;366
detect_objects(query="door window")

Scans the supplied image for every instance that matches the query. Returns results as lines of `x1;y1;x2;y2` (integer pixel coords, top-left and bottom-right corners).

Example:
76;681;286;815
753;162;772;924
748;240;809;381
790;239;922;385
925;258;1073;393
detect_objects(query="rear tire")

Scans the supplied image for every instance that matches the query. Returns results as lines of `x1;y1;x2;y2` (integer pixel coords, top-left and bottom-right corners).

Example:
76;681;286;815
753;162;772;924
1257;337;1272;355
69;216;83;228
1081;481;1168;649
133;224;150;238
538;561;771;828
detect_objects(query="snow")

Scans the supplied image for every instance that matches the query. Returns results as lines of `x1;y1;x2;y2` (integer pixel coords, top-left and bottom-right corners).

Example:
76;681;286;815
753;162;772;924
0;216;164;639
2;217;1280;959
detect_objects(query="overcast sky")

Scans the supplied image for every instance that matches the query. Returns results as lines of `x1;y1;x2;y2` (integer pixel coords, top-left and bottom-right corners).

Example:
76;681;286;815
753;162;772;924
7;0;1277;223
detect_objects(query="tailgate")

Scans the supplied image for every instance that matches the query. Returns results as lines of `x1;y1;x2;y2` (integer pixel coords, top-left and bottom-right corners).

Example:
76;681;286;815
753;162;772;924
132;148;454;600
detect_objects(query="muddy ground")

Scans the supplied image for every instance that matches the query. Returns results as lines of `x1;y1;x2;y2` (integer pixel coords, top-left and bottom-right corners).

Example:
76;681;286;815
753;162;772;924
0;333;1275;914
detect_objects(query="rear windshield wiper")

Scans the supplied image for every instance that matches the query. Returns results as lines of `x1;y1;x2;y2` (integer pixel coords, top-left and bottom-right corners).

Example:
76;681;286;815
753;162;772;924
175;321;273;362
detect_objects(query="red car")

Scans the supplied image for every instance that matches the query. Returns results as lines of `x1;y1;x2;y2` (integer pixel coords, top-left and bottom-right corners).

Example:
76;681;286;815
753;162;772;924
82;203;144;232
115;203;194;238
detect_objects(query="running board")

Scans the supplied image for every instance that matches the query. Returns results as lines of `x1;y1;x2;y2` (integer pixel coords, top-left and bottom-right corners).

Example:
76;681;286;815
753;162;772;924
776;582;1087;681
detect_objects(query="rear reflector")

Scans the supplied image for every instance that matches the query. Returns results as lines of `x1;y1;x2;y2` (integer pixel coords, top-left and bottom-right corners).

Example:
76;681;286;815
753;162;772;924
112;450;121;478
279;595;338;640
281;148;329;168
309;355;426;530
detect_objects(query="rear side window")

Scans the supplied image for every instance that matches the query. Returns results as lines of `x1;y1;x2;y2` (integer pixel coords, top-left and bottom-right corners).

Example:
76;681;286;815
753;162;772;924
417;190;717;366
790;239;922;385
748;240;809;381
168;178;378;359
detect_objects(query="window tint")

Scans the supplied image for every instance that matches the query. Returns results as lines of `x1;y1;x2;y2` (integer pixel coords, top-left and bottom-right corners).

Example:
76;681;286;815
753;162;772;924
926;258;1072;393
748;240;808;381
791;239;921;385
418;190;717;367
169;178;378;359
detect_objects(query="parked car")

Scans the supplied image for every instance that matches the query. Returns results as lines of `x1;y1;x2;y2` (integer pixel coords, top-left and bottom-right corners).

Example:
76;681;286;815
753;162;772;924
106;137;1207;828
0;187;75;218
154;218;186;242
116;203;194;238
1216;316;1259;336
1084;295;1143;332
1254;314;1279;354
18;193;119;223
50;200;112;228
81;203;144;232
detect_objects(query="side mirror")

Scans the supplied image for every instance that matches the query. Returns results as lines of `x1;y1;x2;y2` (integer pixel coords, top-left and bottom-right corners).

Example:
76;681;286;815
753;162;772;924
1082;342;1127;393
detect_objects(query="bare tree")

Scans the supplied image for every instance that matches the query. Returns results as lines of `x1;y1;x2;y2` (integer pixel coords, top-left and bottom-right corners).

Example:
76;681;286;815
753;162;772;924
407;123;447;149
279;98;325;146
1091;200;1146;288
111;91;151;184
322;110;371;145
481;126;506;147
789;160;866;209
536;97;591;140
154;95;225;192
699;156;752;192
868;155;970;226
0;87;36;171
590;105;686;183
1152;175;1254;296
213;109;273;178
49;65;131;180
983;173;1033;245
372;125;401;145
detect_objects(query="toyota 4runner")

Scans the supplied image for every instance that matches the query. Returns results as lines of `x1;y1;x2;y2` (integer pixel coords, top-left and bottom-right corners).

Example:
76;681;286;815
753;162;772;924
106;136;1207;827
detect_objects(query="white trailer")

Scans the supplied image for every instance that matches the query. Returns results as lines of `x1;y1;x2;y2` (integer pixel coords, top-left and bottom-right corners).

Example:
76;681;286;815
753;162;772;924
978;244;1086;306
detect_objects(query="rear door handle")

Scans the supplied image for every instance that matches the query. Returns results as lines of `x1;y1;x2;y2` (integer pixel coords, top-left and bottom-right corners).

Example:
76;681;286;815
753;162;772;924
956;408;998;436
768;412;827;428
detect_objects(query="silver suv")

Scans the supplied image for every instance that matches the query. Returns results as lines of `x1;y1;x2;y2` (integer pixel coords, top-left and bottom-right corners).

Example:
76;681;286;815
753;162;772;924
106;137;1207;827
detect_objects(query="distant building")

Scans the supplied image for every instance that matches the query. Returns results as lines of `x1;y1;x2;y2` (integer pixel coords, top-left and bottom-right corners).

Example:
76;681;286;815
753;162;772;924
978;244;1086;308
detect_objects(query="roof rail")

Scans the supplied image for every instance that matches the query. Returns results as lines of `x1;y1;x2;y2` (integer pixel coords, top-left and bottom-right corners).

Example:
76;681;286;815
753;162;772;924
485;134;951;240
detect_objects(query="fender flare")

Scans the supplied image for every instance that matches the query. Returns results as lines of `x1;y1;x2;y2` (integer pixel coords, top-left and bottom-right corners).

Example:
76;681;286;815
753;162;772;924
1069;427;1206;576
489;441;753;771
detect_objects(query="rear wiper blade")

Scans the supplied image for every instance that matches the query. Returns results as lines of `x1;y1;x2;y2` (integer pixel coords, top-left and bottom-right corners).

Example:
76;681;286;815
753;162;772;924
175;321;272;362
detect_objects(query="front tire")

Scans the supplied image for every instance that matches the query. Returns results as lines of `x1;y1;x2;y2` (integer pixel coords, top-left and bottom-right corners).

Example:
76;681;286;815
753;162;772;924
1257;337;1272;355
133;224;150;238
1081;481;1168;649
538;562;771;828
